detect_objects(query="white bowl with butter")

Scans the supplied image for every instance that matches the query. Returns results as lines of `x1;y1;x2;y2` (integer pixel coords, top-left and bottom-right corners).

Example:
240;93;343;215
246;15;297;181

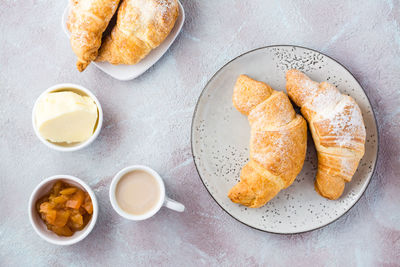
32;83;103;152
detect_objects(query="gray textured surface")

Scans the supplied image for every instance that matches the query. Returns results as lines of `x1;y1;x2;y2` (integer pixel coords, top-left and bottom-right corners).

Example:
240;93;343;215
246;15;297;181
0;0;399;266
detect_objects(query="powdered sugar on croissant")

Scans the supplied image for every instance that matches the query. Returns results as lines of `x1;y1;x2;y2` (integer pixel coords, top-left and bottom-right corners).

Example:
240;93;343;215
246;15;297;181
228;75;307;208
96;0;179;65
286;69;366;200
67;0;120;71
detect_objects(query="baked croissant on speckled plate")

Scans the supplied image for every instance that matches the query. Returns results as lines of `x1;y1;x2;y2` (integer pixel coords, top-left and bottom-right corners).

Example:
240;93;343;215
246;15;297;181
67;0;120;71
96;0;179;65
228;75;307;208
286;69;366;200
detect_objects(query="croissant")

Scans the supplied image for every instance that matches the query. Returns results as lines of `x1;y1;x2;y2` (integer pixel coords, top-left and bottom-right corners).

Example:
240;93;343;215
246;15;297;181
228;75;307;208
286;69;366;200
96;0;179;65
67;0;120;71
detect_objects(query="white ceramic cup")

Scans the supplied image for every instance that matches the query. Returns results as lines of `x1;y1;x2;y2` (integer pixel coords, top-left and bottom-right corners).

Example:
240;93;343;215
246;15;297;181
109;165;185;220
32;83;103;152
28;175;99;245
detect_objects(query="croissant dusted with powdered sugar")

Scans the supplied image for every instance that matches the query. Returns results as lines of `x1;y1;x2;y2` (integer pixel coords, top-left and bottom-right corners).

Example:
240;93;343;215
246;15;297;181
286;69;366;200
96;0;179;65
67;0;120;71
228;75;307;208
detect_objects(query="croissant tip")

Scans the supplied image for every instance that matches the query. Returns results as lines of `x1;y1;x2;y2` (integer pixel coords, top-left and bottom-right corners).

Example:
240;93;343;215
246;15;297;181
314;180;341;200
76;61;89;72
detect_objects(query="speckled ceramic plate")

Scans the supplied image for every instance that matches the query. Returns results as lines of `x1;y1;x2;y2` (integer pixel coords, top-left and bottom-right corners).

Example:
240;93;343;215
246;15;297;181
191;45;378;234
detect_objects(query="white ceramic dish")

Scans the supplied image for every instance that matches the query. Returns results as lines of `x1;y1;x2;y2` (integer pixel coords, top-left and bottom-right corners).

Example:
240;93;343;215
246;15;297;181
109;165;185;221
32;83;103;152
28;175;99;245
191;45;379;234
61;1;185;81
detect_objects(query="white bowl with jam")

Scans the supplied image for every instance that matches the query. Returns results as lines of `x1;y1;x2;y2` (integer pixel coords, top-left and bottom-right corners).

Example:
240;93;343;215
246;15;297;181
28;175;98;245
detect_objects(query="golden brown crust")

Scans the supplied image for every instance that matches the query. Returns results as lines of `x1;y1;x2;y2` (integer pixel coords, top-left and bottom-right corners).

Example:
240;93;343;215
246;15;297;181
285;69;319;107
232;75;273;115
251;115;307;188
67;0;120;71
286;69;366;200
228;161;282;208
96;0;179;65
228;75;307;208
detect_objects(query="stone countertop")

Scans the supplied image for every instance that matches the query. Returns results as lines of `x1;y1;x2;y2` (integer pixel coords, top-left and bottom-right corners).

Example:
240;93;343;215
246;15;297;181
0;0;399;266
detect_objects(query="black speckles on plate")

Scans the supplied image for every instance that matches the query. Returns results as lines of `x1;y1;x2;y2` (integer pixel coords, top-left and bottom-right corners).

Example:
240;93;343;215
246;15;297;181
271;47;327;72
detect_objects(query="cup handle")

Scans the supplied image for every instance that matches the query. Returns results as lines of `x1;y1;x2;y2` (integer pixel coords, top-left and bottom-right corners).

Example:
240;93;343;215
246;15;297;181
163;197;185;212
